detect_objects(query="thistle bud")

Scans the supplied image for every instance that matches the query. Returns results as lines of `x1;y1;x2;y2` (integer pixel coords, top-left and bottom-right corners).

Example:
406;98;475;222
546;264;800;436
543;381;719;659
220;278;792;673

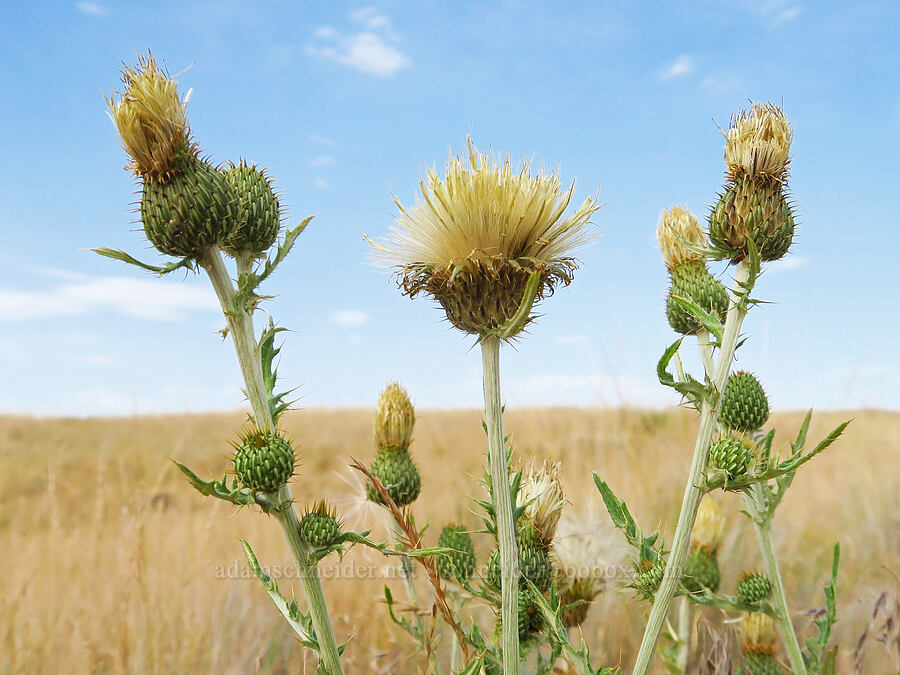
232;428;296;493
665;259;730;335
709;434;755;480
516;588;545;641
366;445;421;507
724;103;792;183
737;572;773;604
691;498;726;552
519;460;565;546
374;382;415;449
634;560;665;600
682;549;721;593
486;525;553;592
436;524;477;583
741;652;784;674
740;612;781;673
720;371;770;432
657;206;705;270
223;161;282;256
298;501;342;548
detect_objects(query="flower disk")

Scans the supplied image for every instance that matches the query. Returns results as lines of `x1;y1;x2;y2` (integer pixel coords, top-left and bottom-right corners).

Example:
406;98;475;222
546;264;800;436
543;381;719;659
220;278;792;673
724;103;793;183
375;138;600;337
519;460;565;545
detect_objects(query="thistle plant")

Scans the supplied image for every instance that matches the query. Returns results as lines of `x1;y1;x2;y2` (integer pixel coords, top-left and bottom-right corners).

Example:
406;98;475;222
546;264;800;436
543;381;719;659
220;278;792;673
373;138;599;673
592;102;849;674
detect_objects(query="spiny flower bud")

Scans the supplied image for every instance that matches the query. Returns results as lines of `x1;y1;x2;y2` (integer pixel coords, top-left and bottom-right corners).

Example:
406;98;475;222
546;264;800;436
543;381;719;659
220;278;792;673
486;525;553;592
374;381;415;449
519;460;565;545
720;371;770;432
298;501;342;548
516;588;545;641
366;445;421;507
634;560;665;601
232;428;295;493
724;103;792;183
741;612;778;655
681;549;721;594
741;652;784;674
223;161;282;256
691;498;726;552
436;524;477;583
665;260;729;335
709;434;755;479
657;206;706;270
737;572;773;604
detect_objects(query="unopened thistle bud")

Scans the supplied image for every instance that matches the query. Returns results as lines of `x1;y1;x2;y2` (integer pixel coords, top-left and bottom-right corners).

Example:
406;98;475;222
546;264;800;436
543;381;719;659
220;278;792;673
737;572;773;604
232;428;296;493
486;524;553;592
372;138;600;339
374;381;415;449
519;460;565;546
741;613;782;674
107;54;239;258
298;501;342;548
634;559;666;601
720;371;770;432
682;498;726;593
516;588;545;641
710;103;796;262
223;161;282;256
691;498;726;552
709;433;755;480
436;524;477;583
366;446;421;507
657;205;706;270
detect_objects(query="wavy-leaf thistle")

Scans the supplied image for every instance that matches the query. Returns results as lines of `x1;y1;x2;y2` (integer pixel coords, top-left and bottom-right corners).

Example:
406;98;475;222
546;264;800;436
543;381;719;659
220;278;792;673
519;460;565;545
373;381;416;449
724;103;793;183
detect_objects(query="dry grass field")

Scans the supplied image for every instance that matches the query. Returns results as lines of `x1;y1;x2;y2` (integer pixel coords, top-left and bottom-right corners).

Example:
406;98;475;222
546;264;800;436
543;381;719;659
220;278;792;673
2;407;898;674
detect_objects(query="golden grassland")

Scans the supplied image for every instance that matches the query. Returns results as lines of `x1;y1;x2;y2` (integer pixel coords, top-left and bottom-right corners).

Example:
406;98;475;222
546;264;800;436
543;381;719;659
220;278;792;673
1;407;898;674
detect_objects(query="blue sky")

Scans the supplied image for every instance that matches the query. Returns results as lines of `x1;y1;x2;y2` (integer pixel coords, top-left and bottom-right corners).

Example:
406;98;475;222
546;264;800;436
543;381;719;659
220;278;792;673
1;1;897;416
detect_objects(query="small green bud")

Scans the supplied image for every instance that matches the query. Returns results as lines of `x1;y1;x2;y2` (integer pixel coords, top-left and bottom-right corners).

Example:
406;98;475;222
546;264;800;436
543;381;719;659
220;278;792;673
232;428;295;493
516;587;545;640
741;651;784;674
634;560;665;600
681;549;721;594
720;371;770;432
366;445;421;507
298;501;342;548
665;260;730;335
737;572;773;604
436;524;477;583
222;161;281;256
486;526;553;592
709;434;755;479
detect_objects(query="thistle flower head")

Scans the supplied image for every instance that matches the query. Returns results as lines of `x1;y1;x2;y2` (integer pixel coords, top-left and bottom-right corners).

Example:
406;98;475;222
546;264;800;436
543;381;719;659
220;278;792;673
106;53;196;180
519;460;565;545
373;138;600;337
657;205;705;269
724;102;792;182
373;381;415;448
741;612;778;655
691;497;726;552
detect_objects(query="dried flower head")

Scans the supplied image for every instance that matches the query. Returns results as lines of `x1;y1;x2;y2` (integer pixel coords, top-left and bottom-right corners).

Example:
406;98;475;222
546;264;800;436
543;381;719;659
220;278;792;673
373;138;600;337
373;381;415;448
691;497;726;552
724;102;792;182
657;205;705;269
741;612;778;655
554;507;627;588
106;53;196;180
519;460;565;544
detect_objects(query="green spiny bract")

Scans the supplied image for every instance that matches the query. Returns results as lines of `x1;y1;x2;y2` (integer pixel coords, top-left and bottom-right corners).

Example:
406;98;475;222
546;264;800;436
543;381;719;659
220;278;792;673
666;260;729;335
709;434;754;479
140;155;240;258
436;524;477;583
681;549;721;593
737;572;773;604
720;371;770;432
708;173;795;262
366;445;421;507
516;588;545;641
232;428;295;493
634;560;665;600
298;501;342;548
486;527;553;592
741;651;784;674
222;161;281;256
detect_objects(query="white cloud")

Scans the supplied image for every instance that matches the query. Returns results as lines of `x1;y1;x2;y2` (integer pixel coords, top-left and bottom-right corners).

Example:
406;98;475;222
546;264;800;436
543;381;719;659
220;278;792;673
309;155;336;167
774;6;803;23
767;256;808;272
0;276;218;322
306;10;411;77
75;1;107;16
79;354;115;366
309;133;338;147
658;55;694;80
330;310;371;327
313;177;329;189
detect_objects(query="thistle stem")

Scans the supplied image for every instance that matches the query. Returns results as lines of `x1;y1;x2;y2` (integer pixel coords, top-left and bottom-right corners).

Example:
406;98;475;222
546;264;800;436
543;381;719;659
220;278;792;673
481;335;520;674
745;490;808;674
633;261;751;674
201;247;345;675
675;596;692;672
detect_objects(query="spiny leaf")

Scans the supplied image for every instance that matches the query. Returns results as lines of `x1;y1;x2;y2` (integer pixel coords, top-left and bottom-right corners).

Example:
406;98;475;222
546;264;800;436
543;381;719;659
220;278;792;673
93;247;196;275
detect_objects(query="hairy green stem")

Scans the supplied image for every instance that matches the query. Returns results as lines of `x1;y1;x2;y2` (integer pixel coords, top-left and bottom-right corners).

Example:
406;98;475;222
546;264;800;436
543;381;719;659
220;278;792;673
201;247;345;675
481;335;520;674
633;261;751;674
675;596;692;672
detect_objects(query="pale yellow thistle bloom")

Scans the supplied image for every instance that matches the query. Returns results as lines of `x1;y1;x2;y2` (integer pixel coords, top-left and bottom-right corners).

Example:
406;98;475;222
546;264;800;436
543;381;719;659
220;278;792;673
724;102;793;182
656;205;705;270
741;612;778;655
690;497;726;552
106;53;195;179
373;381;415;448
519;460;566;544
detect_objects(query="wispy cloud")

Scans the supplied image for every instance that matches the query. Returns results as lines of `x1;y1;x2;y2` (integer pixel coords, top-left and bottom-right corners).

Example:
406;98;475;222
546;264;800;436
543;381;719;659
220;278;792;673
75;1;107;16
658;54;694;81
741;1;804;26
330;310;371;327
309;155;336;167
306;9;411;77
309;133;338;147
0;276;218;322
767;256;809;272
313;177;329;189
